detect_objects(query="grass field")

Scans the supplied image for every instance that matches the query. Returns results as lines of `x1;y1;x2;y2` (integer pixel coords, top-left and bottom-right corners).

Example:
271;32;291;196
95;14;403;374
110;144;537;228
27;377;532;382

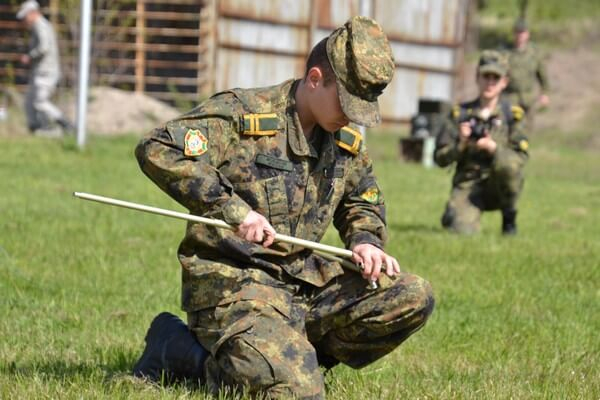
0;130;598;399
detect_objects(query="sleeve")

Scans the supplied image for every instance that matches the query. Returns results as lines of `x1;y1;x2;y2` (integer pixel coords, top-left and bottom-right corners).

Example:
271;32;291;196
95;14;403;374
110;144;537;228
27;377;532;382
434;110;462;167
333;148;388;250
134;117;253;226
28;22;50;60
536;50;550;93
493;109;529;170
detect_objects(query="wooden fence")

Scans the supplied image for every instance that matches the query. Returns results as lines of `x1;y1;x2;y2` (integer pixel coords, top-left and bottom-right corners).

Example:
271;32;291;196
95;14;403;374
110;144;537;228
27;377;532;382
0;0;209;105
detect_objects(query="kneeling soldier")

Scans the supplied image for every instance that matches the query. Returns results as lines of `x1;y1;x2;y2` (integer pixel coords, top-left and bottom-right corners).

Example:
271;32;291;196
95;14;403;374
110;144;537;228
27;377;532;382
435;50;529;235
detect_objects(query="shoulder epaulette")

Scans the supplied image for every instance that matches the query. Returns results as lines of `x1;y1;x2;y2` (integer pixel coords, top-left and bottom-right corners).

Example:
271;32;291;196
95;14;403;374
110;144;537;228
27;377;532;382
335;126;362;155
452;105;461;119
240;113;282;136
511;105;524;122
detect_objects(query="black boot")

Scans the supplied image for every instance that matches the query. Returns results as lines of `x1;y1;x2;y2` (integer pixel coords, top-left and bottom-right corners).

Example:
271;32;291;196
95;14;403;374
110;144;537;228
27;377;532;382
502;209;517;235
132;312;208;384
57;117;76;135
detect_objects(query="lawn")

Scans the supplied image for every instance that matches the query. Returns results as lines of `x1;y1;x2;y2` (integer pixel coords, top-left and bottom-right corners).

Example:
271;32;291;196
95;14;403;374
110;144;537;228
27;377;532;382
0;131;598;399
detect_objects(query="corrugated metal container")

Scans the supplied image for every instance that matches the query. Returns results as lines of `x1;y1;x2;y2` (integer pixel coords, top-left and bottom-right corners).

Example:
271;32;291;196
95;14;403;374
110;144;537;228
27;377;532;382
210;0;470;125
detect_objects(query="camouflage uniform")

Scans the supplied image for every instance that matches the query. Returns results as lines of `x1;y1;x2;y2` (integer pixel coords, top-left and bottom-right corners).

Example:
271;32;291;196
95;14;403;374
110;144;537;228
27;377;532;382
435;97;528;234
135;17;434;399
502;24;549;131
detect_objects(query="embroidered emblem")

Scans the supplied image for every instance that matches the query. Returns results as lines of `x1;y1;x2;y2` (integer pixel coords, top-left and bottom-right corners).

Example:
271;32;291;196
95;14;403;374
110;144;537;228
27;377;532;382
360;188;379;204
184;129;208;156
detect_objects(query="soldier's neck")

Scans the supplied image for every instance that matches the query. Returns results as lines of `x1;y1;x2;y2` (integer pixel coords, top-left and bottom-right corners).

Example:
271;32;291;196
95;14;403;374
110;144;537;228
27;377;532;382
479;96;499;115
294;81;317;139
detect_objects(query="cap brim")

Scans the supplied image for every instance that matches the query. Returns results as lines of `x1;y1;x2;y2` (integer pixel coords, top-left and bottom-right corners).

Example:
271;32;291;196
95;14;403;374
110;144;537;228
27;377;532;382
479;65;506;77
335;79;380;127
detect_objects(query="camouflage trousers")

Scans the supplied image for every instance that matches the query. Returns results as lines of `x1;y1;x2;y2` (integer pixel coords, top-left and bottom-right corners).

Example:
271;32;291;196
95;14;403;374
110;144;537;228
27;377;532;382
187;266;434;399
441;160;525;234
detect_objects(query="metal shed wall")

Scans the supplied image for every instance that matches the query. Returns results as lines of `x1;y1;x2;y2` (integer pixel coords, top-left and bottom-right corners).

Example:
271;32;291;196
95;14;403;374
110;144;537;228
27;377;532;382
212;0;470;125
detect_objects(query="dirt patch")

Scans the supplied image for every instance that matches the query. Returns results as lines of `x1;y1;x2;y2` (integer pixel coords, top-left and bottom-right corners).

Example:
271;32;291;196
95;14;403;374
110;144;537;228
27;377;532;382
0;86;181;137
68;86;180;135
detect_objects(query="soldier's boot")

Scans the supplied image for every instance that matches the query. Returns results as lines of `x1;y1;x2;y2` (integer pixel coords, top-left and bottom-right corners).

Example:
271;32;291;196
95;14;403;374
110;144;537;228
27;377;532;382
56;117;76;135
501;208;518;235
132;312;208;384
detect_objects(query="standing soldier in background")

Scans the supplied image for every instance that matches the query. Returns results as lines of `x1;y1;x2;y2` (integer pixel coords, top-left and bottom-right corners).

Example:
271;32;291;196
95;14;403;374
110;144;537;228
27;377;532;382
17;0;74;137
131;16;434;399
503;18;550;131
435;51;528;235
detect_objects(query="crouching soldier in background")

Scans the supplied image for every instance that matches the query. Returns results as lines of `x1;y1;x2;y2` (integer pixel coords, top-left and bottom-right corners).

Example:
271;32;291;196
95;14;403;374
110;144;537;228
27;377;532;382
434;50;529;235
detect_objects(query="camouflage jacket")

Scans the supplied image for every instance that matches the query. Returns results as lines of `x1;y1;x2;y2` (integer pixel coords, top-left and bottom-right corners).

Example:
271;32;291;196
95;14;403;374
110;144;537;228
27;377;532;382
135;79;387;310
503;43;549;109
434;98;529;186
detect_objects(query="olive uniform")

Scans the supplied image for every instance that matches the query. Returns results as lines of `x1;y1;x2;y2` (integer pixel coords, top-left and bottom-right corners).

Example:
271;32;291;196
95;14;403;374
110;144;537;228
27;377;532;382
434;98;528;234
134;17;434;399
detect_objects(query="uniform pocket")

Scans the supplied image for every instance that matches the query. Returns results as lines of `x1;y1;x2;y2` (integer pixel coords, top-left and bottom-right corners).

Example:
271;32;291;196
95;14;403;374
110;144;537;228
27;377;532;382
233;175;289;232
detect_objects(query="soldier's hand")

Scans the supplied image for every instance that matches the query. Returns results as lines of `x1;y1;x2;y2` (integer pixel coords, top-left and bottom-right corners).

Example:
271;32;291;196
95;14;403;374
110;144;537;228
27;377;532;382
20;54;30;65
458;122;472;151
235;210;276;247
538;94;550;108
351;243;401;282
476;135;497;154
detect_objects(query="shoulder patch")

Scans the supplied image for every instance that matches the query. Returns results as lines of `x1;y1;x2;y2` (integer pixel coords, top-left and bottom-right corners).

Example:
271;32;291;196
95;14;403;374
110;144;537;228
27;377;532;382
511;105;524;122
452;105;461;120
241;113;282;136
184;129;208;156
335;126;362;155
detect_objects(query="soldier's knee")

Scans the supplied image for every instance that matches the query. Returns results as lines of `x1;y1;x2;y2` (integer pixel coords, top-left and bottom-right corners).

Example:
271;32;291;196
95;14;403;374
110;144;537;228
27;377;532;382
410;276;435;320
217;331;324;398
441;206;479;234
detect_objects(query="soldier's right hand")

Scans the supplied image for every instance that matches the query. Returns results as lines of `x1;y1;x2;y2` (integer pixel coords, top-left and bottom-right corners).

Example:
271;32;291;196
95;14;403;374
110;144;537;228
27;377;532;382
235;210;276;247
458;122;472;151
459;122;472;141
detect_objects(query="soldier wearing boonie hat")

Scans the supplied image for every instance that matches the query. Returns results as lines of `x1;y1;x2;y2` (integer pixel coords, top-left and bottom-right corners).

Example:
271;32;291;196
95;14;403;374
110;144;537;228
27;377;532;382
132;15;433;398
435;49;529;235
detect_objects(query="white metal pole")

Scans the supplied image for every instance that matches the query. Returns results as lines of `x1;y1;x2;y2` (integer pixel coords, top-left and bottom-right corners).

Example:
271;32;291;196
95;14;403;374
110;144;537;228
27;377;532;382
76;0;92;149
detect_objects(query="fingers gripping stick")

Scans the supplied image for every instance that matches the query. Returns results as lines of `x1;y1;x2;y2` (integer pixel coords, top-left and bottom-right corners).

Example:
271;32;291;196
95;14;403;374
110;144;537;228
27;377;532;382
73;192;378;289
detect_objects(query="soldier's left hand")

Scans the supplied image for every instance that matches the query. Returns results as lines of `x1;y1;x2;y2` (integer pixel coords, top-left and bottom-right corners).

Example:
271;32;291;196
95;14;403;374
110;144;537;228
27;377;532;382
476;135;497;154
351;243;401;282
20;54;30;65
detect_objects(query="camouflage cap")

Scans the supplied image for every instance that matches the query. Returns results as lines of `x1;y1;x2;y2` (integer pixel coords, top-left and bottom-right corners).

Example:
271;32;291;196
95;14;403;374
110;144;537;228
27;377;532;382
326;16;395;127
513;17;528;33
478;50;509;77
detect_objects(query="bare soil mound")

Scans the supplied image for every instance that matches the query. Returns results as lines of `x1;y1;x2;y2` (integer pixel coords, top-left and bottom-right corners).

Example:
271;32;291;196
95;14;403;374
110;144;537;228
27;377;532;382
74;86;181;135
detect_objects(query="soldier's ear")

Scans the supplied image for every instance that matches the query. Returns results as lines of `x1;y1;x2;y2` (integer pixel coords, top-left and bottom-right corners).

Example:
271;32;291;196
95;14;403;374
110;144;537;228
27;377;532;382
306;67;324;89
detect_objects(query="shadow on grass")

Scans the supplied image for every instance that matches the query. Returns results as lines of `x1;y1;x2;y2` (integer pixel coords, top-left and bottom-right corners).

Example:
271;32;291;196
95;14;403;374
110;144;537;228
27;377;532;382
388;222;446;235
1;355;215;396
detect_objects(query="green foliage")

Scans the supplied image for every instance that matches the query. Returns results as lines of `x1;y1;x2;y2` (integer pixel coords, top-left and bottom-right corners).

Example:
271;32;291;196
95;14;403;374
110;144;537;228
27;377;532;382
480;0;600;21
0;132;598;399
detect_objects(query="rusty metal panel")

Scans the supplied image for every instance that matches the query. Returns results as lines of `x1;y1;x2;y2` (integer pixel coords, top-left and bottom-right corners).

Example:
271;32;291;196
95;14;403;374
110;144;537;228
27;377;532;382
380;70;453;122
374;0;465;43
216;50;305;90
219;0;311;25
391;42;455;71
316;0;360;28
219;19;309;54
212;0;470;125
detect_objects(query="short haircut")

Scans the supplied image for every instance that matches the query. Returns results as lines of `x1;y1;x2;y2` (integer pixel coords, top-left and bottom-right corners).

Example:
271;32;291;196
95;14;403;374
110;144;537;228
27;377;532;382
305;37;336;86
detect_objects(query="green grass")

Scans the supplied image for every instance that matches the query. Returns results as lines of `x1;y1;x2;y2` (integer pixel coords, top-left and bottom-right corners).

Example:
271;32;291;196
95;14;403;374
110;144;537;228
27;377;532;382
1;132;598;399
